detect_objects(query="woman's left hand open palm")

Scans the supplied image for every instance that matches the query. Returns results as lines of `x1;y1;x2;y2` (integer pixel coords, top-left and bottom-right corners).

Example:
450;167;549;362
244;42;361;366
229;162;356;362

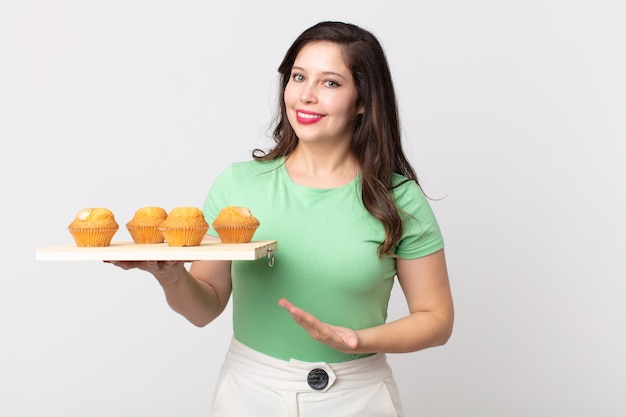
278;298;360;353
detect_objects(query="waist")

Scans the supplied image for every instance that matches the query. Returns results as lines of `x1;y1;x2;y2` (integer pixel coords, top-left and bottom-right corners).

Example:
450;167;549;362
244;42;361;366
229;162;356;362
224;337;393;393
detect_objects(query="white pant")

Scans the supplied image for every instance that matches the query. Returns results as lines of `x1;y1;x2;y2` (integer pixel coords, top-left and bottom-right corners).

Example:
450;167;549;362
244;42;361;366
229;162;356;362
209;338;404;417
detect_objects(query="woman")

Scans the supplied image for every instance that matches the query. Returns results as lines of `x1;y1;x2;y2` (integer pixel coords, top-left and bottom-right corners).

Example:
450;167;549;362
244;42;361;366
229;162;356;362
111;21;453;417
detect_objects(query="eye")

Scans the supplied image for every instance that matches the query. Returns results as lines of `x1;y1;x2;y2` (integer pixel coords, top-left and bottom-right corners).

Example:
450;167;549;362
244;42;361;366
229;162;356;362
291;73;304;82
323;79;341;88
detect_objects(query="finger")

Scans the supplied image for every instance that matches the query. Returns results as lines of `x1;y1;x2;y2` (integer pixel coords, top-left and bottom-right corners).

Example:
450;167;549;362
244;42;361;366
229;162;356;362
289;308;322;330
104;260;136;270
278;299;308;322
277;298;293;309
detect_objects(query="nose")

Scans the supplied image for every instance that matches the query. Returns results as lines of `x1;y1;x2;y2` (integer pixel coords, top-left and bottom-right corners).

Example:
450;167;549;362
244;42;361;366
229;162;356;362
300;83;317;104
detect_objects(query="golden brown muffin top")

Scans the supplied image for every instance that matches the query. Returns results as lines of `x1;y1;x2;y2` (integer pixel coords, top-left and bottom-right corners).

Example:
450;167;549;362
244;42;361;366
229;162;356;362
212;206;260;227
126;206;168;227
159;206;208;228
68;208;119;229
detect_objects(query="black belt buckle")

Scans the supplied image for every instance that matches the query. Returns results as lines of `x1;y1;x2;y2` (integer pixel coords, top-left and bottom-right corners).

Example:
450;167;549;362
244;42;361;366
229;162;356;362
307;368;329;390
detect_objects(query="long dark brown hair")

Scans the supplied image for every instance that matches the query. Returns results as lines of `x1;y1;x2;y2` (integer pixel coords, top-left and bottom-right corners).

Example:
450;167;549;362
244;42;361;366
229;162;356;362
254;21;419;257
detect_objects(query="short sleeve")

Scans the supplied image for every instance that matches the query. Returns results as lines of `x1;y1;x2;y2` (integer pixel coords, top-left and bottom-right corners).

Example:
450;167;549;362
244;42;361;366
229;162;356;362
393;178;444;259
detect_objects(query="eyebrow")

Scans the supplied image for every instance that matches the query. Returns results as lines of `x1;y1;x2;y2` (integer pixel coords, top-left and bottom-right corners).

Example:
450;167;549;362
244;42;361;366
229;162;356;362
291;66;348;81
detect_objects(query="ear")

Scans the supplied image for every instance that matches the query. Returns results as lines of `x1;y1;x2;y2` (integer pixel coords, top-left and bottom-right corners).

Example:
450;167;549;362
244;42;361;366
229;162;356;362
357;103;365;115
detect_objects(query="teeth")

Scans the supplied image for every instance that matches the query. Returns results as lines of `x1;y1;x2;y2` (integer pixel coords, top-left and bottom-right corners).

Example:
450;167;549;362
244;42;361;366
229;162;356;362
297;112;321;119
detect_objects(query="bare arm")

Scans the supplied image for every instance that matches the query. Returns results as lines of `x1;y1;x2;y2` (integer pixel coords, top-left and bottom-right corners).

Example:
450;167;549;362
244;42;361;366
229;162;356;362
278;248;454;354
108;237;232;327
358;248;454;352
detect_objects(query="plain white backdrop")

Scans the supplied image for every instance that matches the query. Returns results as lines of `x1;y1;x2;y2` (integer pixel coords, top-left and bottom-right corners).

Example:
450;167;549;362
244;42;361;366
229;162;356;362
2;1;625;416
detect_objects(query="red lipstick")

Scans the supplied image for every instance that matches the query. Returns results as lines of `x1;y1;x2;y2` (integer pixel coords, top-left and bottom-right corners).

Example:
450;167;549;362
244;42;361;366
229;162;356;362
295;110;324;125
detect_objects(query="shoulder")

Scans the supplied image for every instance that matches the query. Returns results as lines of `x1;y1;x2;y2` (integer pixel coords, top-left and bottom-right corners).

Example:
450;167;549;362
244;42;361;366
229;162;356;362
389;174;439;229
390;174;427;205
226;158;283;177
211;158;284;192
391;175;444;257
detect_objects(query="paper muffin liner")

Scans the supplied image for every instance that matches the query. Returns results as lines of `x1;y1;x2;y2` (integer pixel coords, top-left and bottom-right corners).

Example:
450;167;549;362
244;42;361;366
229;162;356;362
212;225;259;244
159;226;209;247
68;227;119;247
126;225;165;244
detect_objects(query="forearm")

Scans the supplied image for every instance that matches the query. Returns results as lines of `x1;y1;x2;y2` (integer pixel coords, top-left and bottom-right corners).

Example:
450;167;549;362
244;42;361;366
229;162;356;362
155;268;226;327
356;250;454;353
356;310;453;354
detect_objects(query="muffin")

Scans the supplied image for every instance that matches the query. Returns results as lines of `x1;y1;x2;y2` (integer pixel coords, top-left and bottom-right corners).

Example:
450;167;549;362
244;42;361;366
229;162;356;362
212;206;260;243
68;208;119;247
126;206;168;244
159;206;209;247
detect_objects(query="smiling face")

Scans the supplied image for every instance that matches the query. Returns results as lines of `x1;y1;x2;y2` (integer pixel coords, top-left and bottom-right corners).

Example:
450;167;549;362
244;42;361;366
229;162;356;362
284;41;363;148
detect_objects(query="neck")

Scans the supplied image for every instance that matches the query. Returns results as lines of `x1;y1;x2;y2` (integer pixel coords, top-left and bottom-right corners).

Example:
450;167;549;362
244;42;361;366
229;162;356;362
285;146;359;188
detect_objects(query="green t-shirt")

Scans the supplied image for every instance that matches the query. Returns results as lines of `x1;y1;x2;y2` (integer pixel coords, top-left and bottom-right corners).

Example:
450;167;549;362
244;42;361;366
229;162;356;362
203;158;444;362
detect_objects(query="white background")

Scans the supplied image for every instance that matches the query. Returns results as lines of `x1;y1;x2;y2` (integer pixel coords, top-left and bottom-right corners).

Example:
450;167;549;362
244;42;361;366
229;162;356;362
2;1;625;416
